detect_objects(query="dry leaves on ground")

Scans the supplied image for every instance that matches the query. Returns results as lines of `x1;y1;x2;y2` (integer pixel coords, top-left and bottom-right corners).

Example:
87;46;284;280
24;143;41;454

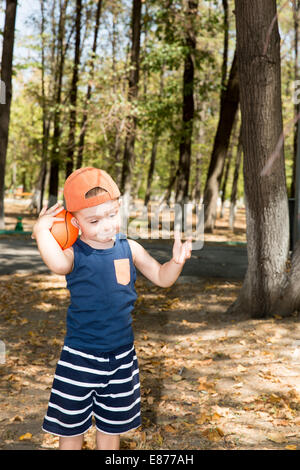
0;271;300;450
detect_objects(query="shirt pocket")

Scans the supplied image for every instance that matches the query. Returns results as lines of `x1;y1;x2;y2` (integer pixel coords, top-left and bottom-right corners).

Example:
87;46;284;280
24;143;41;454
114;258;131;285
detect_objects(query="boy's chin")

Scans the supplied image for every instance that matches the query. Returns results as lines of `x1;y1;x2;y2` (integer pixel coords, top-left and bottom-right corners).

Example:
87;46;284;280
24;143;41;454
96;233;117;242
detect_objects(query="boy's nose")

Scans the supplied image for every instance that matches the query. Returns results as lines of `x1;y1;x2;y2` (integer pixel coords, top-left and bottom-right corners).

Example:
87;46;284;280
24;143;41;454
102;218;114;232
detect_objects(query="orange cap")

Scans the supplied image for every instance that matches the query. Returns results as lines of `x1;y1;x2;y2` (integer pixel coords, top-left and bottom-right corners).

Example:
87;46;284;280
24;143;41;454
64;167;121;212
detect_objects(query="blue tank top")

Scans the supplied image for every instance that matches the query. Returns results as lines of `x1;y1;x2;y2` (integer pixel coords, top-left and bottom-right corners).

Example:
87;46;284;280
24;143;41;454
64;233;137;352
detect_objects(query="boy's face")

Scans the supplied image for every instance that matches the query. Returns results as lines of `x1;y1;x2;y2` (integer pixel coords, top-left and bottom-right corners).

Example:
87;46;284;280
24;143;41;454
72;199;121;245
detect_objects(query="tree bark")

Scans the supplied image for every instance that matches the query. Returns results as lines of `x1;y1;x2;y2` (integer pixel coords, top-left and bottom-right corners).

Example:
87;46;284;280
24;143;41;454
291;0;300;198
0;0;17;229
220;112;239;217
65;0;82;178
175;0;198;206
228;0;290;318
120;0;142;204
202;49;239;232
76;0;102;169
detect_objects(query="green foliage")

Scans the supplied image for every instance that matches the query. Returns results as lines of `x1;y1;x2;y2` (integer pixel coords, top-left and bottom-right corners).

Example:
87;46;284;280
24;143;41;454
4;0;296;205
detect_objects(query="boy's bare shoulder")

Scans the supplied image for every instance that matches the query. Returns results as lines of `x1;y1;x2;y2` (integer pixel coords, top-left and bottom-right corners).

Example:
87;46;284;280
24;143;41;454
127;238;143;263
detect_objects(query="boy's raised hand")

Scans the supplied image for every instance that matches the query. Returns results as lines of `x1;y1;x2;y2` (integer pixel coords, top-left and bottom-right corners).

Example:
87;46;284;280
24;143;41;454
172;231;192;265
32;202;64;239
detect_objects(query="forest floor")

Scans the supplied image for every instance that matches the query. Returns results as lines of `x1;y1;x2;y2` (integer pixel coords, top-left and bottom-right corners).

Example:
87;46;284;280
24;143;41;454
0;200;300;451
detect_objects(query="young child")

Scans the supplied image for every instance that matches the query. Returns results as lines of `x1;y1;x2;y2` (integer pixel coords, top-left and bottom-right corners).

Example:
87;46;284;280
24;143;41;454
33;167;192;450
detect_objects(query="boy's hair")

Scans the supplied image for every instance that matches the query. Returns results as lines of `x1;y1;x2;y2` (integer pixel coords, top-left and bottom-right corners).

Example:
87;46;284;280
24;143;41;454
85;186;108;199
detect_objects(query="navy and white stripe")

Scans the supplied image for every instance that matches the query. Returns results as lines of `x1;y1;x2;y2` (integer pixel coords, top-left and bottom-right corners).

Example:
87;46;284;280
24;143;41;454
42;343;141;437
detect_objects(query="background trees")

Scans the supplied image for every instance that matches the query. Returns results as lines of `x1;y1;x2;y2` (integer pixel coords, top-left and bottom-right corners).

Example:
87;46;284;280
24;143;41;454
1;0;300;318
0;0;17;229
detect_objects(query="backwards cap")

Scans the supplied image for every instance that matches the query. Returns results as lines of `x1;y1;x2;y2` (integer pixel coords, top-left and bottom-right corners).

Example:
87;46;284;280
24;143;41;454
64;167;120;212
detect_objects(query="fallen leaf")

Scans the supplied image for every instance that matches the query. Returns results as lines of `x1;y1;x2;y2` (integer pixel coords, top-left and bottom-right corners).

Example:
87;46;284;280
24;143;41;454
267;432;287;444
12;415;23;422
172;374;182;382
19;433;32;441
202;428;223;442
196;413;210;425
163;424;176;434
285;445;297;450
211;412;221;421
129;441;137;449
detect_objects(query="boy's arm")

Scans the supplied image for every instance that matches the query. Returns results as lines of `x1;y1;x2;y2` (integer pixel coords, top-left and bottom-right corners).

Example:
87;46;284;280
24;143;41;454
128;233;192;288
32;203;74;275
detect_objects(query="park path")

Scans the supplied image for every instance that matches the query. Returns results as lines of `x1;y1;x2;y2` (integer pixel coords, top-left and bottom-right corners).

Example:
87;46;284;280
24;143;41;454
0;235;248;280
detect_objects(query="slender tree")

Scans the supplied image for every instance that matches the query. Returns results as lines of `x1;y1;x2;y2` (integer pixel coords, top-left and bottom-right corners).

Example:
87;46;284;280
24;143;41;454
65;0;82;178
0;0;17;229
144;68;165;206
175;0;199;206
229;125;242;230
120;0;142;205
202;49;239;232
48;0;69;207
220;112;239;217
76;0;102;169
29;0;51;213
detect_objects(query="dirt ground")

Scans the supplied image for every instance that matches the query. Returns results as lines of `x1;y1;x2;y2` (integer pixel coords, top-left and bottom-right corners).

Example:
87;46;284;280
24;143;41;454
0;200;300;450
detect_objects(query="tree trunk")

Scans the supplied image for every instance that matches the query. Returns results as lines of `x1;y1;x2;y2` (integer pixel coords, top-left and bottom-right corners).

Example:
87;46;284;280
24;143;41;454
65;0;82;178
229;125;242;230
291;0;300;198
48;0;69;207
175;0;198;206
76;0;102;169
228;0;290;318
202;49;239;232
120;0;142;204
0;0;17;230
144;127;159;206
144;68;164;206
29;0;49;213
220;112;239;217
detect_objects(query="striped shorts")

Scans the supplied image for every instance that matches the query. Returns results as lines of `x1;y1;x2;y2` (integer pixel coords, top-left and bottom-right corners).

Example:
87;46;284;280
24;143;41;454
42;343;141;437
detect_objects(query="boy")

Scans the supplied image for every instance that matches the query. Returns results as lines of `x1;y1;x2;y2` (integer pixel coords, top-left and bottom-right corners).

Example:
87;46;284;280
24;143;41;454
33;167;192;450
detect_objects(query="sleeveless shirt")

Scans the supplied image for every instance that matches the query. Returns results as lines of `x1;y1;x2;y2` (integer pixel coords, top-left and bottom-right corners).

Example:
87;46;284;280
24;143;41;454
64;233;138;352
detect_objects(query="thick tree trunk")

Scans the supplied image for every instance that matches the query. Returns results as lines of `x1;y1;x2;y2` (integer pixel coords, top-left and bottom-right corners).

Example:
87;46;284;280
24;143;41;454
76;0;102;169
65;0;82;178
0;0;17;229
120;0;142;204
228;0;290;318
291;0;300;198
175;0;198;206
202;50;239;232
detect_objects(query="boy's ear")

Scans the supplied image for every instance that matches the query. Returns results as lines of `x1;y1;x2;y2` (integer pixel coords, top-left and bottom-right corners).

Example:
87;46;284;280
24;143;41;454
71;217;80;229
